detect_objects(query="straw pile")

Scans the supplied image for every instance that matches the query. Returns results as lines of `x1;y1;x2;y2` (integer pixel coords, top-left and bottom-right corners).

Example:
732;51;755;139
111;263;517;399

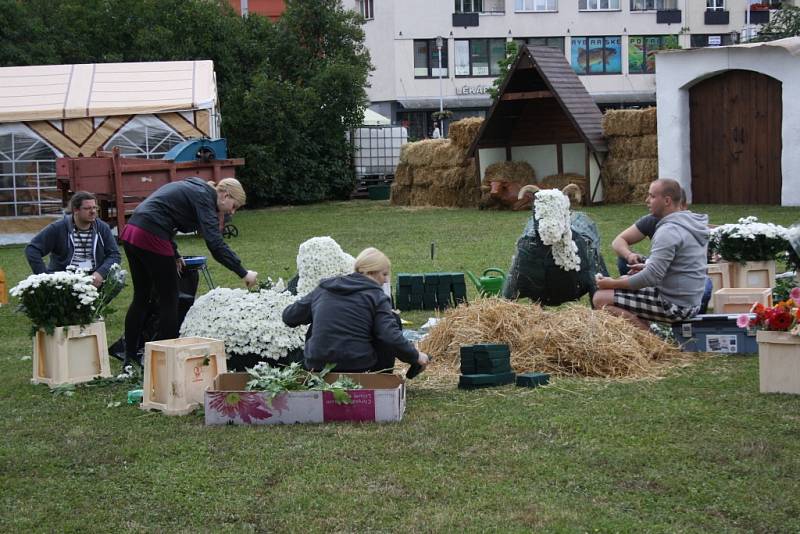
417;298;691;388
601;107;659;204
483;161;536;184
391;117;484;208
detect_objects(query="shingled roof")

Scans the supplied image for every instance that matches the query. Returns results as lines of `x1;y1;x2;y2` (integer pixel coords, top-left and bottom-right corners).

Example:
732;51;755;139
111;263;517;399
467;45;607;155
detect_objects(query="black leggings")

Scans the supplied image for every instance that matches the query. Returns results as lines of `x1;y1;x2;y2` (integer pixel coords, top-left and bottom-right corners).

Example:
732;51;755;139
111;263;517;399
123;242;179;361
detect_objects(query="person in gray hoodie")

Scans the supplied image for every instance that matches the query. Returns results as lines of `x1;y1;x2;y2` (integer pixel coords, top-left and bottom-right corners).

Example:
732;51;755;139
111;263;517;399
593;178;709;330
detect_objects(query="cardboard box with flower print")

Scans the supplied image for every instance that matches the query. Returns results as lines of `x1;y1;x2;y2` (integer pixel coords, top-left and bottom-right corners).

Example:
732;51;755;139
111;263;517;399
204;372;406;425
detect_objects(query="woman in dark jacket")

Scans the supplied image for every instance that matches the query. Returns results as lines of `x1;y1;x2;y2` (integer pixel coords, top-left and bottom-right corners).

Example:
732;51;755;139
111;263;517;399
282;247;429;375
120;177;257;367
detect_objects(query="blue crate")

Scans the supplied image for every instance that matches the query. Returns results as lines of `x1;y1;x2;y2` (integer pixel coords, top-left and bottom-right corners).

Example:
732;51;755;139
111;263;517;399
671;314;758;354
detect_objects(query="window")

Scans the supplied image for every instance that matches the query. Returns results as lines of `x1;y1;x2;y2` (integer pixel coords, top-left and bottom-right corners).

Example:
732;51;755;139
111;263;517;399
525;36;565;52
579;0;620;10
631;0;677;10
455;0;483;12
0;130;59;217
706;0;724;10
516;0;558;11
414;39;449;78
628;35;678;73
690;33;736;47
570;36;621;74
454;38;507;76
358;0;374;19
104;115;185;159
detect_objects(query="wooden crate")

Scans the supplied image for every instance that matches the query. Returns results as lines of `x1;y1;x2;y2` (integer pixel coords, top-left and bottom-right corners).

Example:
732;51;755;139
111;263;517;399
713;287;772;313
32;322;111;388
141;337;227;416
706;262;731;310
729;260;776;289
757;330;800;394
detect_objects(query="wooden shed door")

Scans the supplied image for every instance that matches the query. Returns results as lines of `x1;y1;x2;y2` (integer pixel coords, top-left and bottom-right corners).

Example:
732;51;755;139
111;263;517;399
689;70;782;204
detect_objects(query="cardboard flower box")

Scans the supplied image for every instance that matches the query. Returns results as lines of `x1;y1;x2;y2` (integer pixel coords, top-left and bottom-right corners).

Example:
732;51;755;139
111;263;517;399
204;372;406;425
706;262;731;310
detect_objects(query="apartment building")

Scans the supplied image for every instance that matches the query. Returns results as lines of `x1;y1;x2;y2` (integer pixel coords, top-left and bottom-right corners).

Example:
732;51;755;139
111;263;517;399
352;0;788;138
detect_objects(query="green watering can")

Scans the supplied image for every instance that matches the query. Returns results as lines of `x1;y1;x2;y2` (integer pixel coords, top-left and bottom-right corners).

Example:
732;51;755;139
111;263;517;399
465;268;506;297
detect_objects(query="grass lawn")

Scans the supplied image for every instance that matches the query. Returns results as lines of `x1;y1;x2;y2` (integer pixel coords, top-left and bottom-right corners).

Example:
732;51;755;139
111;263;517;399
1;201;800;532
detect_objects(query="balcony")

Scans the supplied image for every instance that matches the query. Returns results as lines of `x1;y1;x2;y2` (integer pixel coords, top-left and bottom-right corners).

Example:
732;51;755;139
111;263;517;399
656;9;682;23
452;12;479;26
704;9;730;25
747;9;770;24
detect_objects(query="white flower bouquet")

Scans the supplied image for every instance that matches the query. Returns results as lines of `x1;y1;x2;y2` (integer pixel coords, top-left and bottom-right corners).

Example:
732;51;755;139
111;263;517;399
709;216;789;263
534;189;580;272
296;236;355;296
11;270;99;335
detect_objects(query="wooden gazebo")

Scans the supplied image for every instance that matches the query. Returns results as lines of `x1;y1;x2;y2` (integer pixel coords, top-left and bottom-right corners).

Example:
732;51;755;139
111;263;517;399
467;45;607;203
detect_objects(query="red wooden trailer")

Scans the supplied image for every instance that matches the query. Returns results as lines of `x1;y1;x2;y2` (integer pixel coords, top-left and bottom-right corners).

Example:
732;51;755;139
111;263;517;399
56;148;245;232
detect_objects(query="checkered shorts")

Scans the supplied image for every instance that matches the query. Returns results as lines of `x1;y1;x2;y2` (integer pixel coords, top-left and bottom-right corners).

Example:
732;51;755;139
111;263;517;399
613;287;700;323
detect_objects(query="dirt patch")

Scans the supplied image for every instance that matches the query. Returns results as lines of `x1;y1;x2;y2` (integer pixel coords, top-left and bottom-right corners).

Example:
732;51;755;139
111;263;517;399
0;216;59;234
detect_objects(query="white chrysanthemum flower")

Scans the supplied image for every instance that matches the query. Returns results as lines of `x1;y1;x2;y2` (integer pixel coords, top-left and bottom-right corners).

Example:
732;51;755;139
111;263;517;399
296;236;355;296
534;189;580;272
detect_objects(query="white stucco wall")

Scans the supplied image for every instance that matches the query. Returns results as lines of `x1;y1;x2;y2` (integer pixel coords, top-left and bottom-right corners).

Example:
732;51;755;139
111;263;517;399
655;39;800;206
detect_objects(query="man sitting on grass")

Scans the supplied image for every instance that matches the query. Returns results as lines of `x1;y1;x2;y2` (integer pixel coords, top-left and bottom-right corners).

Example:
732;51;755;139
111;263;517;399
593;178;709;330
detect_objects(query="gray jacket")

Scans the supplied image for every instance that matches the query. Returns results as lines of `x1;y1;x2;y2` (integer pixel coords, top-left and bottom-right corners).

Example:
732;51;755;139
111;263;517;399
25;215;120;277
627;210;709;308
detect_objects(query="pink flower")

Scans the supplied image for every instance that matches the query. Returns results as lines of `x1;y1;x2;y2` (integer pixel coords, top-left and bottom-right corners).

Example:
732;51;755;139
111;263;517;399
736;314;751;329
208;392;272;423
790;287;800;301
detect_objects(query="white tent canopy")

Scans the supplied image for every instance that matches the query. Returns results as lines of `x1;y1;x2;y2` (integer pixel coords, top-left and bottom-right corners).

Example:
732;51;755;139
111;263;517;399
0;60;217;122
362;108;391;126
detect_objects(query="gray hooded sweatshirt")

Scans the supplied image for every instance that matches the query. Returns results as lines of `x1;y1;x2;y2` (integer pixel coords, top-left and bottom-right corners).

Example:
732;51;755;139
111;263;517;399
627;210;709;308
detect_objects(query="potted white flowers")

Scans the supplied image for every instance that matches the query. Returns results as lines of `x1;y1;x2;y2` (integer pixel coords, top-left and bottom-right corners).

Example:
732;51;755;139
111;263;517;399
10;266;125;387
709;216;789;288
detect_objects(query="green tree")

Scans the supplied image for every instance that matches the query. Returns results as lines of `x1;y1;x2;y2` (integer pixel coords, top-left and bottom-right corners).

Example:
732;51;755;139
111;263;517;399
0;0;371;206
754;5;800;41
487;41;519;102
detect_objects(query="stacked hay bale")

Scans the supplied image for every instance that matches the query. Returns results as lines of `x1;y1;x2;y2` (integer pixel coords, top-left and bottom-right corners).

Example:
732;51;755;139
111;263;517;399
601;108;658;203
390;118;483;208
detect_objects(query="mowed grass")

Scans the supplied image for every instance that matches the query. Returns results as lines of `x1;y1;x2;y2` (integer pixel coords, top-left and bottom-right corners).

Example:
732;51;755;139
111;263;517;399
1;201;800;532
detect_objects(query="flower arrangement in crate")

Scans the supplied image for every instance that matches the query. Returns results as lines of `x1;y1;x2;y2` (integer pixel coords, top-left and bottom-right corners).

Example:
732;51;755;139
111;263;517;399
709;216;789;264
10;265;126;335
181;237;355;361
737;287;800;336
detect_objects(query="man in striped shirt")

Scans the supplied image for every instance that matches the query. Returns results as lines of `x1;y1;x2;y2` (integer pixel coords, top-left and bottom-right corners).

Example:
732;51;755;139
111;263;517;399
26;191;120;287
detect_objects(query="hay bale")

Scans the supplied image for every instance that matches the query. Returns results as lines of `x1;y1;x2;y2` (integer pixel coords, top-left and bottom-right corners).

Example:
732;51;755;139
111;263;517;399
413;167;437;187
418;299;688;382
390;183;411;205
410;187;432;206
602;181;633;204
483;161;536;184
448;117;484;149
603;109;644;137
627;158;658;184
631;183;651;203
601;159;629;185
427;185;461;207
401;139;448;166
394;162;413;186
640;107;657;135
431;141;468;169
